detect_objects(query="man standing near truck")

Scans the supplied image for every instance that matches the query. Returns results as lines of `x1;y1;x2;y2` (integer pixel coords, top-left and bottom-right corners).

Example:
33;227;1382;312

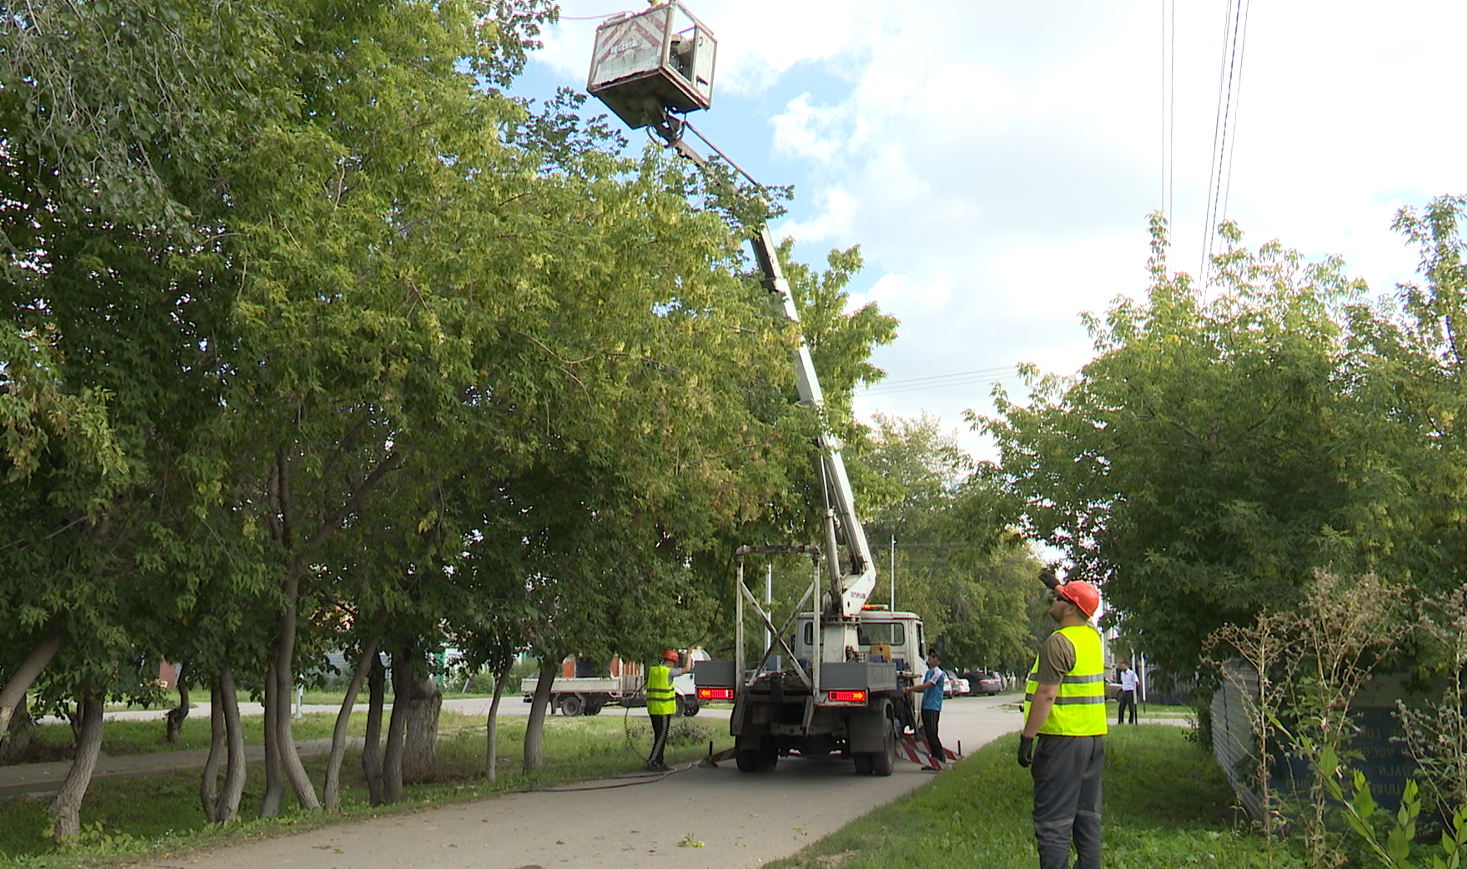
904;650;947;771
1017;576;1107;869
646;649;685;772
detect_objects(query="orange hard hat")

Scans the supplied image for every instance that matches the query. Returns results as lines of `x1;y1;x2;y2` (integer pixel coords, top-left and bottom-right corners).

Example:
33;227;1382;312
1057;580;1101;618
662;649;680;663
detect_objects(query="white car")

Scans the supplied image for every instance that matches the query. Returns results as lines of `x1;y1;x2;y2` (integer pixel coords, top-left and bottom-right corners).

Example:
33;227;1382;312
943;676;971;698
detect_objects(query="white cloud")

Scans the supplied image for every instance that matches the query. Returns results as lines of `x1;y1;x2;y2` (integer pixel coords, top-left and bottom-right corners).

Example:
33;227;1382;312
770;93;849;163
846;270;953;317
529;0;1467;461
776;186;858;244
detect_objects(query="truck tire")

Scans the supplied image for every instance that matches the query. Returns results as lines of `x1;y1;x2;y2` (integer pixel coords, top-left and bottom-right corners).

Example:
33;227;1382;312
559;695;584;717
735;737;758;773
756;743;779;772
586;700;604;716
681;698;699;717
871;719;897;776
675;696;686;717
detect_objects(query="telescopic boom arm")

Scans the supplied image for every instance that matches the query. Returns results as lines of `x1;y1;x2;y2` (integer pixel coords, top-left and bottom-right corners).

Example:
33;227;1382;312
660;127;877;619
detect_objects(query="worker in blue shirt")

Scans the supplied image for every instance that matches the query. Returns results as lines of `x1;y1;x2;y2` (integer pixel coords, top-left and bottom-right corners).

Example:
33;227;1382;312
904;650;948;770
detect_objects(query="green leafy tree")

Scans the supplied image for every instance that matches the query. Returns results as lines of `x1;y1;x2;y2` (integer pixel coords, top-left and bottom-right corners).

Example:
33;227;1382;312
984;216;1367;674
860;414;1037;671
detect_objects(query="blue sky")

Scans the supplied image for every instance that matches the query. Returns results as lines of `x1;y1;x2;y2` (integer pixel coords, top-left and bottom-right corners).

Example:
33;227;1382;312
513;1;1467;461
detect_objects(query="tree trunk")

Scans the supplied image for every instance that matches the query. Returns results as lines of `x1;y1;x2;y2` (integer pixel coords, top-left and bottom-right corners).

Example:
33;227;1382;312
325;638;378;811
361;652;386;805
484;661;512;783
522;659;558;773
165;662;189;744
381;652;409;803
402;674;441;784
50;689;103;842
259;663;284;818
0;632;61;738
215;667;246;822
200;677;224;823
0;694;35;763
273;569;321;811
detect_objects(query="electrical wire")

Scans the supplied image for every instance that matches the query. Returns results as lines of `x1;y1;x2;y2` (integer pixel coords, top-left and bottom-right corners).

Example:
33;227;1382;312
1200;0;1250;291
557;10;631;21
1159;0;1176;237
1169;0;1176;231
1219;0;1252;226
517;764;687;792
860;365;1024;398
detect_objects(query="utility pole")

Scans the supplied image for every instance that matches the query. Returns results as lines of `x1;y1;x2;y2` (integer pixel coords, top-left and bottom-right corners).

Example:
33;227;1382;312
880;537;891;610
765;562;774;669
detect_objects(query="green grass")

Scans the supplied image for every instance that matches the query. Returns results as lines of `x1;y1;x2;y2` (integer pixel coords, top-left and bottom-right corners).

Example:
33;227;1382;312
990;699;1194;719
0;710;726;867
768;726;1289;869
1110;700;1194;719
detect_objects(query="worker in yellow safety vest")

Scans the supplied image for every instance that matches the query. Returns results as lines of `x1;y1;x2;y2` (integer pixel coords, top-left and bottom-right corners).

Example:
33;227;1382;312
1018;573;1107;869
646;649;686;771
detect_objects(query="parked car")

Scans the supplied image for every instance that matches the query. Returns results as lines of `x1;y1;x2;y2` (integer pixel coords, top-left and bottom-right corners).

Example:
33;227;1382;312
943;676;970;698
957;669;1005;695
971;671;1005;695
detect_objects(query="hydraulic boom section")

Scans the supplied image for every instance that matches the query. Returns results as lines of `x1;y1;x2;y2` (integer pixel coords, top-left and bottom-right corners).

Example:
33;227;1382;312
588;2;921;779
586;1;876;623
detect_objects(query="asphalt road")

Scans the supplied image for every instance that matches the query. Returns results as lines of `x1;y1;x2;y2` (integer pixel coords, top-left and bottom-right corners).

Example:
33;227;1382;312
128;694;1024;869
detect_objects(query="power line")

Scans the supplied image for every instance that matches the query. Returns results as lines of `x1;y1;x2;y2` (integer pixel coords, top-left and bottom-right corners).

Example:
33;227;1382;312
860;366;1025;398
1160;0;1176;234
1200;0;1250;290
1219;0;1252;225
1169;0;1176;228
869;365;1017;386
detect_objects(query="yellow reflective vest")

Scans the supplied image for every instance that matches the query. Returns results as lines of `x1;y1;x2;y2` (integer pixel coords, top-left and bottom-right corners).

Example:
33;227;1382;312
646;664;676;716
1023;624;1108;737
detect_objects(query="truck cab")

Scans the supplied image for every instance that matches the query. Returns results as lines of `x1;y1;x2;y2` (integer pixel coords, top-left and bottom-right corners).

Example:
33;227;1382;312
792;609;925;675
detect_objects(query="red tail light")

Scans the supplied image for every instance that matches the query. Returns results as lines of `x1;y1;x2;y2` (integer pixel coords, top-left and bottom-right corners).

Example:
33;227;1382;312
827;690;867;703
698;687;734;701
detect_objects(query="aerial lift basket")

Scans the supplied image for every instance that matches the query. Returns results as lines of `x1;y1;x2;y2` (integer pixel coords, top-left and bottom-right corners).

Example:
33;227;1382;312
587;2;716;130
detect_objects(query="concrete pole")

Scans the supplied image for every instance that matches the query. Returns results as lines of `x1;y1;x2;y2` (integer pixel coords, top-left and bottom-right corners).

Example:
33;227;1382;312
764;562;773;667
890;536;896;610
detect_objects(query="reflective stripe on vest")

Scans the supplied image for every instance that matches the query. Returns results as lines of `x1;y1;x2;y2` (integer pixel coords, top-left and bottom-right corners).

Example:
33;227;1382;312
647;664;676;715
1022;624;1108;737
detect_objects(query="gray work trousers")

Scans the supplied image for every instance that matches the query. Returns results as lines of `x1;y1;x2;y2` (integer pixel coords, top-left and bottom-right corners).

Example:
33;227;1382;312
1031;734;1104;869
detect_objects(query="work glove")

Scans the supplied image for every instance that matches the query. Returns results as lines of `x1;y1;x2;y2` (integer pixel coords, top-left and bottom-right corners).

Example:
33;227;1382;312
1017;736;1034;768
1038;568;1059;590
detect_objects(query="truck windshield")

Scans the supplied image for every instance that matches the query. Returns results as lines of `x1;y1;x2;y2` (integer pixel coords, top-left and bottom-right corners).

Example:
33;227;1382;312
800;622;906;647
857;623;905;646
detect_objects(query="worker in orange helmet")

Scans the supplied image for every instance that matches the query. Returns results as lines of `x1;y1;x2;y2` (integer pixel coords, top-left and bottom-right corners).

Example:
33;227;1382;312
646;649;687;772
1018;572;1107;869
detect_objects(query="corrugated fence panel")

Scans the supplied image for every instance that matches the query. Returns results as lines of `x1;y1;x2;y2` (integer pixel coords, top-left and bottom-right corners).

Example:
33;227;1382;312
1210;660;1266;822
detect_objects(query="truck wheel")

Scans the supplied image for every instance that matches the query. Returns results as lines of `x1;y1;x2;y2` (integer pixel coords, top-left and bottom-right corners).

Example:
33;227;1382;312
585;701;604;716
681;700;699;717
871;720;897;777
735;738;759;773
755;743;779;772
559;695;584;717
675;696;686;717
